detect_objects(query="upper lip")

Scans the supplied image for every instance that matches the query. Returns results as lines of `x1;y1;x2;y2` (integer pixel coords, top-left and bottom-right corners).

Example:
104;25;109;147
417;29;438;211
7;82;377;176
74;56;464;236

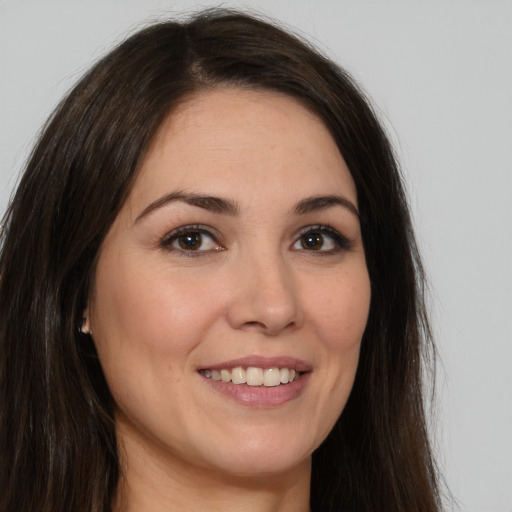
198;356;312;373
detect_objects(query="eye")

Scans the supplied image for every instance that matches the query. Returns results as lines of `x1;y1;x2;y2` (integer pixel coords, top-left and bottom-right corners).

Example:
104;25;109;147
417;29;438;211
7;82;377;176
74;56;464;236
162;225;223;254
292;225;352;254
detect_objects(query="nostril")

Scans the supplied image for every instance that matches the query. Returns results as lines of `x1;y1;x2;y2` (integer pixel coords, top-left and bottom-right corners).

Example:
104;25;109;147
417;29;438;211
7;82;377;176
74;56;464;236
241;319;296;335
242;321;267;330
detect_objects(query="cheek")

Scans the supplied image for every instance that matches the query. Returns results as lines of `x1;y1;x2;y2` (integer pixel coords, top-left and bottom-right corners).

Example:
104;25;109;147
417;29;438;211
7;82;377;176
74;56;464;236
306;267;370;407
89;263;212;420
309;269;371;352
92;260;225;357
294;269;370;448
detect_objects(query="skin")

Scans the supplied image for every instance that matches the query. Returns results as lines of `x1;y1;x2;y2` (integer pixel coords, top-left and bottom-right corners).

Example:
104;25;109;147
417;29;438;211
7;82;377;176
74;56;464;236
85;88;371;512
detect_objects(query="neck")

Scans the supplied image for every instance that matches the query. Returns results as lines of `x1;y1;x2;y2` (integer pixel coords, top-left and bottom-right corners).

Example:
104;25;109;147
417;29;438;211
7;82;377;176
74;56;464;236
113;422;312;512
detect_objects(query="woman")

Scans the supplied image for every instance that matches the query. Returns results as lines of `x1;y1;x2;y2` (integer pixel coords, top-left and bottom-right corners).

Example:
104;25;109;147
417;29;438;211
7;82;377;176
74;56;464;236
0;8;443;512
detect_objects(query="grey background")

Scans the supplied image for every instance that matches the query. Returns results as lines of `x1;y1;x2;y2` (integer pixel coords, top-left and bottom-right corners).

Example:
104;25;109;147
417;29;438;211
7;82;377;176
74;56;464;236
1;1;511;510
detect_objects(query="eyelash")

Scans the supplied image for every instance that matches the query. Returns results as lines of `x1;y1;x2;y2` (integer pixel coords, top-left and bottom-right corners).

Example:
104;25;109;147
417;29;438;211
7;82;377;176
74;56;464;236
161;225;222;256
160;224;353;256
293;225;353;255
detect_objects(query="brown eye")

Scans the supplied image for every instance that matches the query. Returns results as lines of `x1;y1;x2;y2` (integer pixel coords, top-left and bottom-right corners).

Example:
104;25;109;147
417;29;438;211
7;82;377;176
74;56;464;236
292;226;350;254
164;227;221;253
177;232;202;250
300;233;324;251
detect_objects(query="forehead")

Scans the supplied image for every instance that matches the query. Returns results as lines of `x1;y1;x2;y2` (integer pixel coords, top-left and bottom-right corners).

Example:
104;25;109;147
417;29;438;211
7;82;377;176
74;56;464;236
129;87;357;211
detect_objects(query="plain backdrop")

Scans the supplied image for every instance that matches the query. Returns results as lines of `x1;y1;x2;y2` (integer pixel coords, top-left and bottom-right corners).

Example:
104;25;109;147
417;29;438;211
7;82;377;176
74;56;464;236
1;1;511;510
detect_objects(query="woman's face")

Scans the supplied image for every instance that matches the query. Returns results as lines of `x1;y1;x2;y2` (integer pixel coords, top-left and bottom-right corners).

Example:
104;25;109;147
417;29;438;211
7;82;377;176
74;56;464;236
86;88;371;479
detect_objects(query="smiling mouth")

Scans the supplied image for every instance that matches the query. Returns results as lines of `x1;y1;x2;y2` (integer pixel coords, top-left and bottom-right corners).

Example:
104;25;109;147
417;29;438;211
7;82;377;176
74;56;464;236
199;367;301;387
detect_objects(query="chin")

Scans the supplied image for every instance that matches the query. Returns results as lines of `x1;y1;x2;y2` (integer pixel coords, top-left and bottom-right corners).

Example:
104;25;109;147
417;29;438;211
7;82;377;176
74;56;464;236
212;452;310;481
194;430;316;479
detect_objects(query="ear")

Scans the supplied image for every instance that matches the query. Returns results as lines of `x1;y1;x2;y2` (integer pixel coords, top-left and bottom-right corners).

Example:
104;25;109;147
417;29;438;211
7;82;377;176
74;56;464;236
79;309;92;335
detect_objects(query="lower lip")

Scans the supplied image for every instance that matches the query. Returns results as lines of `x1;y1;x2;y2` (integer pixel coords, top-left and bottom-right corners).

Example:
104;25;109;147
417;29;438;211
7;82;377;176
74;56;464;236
200;372;310;407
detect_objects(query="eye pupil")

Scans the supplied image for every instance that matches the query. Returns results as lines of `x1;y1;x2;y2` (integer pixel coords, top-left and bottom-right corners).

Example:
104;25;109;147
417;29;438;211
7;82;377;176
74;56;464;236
179;233;201;250
301;233;323;250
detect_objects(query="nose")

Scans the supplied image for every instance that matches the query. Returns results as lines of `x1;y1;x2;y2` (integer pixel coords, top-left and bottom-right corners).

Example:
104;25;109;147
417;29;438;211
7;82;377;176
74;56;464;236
226;251;303;336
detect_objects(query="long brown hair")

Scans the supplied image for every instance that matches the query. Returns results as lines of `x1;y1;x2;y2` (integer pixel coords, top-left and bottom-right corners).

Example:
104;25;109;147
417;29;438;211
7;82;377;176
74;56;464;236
0;9;443;511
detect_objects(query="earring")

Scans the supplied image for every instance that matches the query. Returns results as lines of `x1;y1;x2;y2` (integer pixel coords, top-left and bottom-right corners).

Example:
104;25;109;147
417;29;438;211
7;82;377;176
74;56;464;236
79;317;92;335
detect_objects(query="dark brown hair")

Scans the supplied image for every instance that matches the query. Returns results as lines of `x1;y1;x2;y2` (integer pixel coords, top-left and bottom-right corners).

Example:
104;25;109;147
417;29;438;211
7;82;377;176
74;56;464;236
0;8;443;512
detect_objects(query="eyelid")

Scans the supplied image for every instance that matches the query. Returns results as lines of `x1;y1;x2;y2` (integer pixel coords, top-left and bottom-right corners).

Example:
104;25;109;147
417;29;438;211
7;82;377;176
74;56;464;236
161;224;224;254
159;223;353;256
292;224;353;253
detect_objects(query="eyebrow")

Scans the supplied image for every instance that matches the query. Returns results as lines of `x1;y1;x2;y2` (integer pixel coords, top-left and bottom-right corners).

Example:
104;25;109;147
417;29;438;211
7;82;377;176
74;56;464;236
135;192;240;222
135;191;359;222
292;195;359;218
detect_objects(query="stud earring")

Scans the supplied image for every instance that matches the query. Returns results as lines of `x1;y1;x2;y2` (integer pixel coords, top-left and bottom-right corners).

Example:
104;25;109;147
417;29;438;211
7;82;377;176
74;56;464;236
79;317;92;335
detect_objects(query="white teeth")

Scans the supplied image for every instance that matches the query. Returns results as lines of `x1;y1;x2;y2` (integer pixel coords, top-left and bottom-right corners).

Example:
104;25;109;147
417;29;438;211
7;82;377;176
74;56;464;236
201;366;301;386
246;367;264;386
231;366;247;384
263;368;281;387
